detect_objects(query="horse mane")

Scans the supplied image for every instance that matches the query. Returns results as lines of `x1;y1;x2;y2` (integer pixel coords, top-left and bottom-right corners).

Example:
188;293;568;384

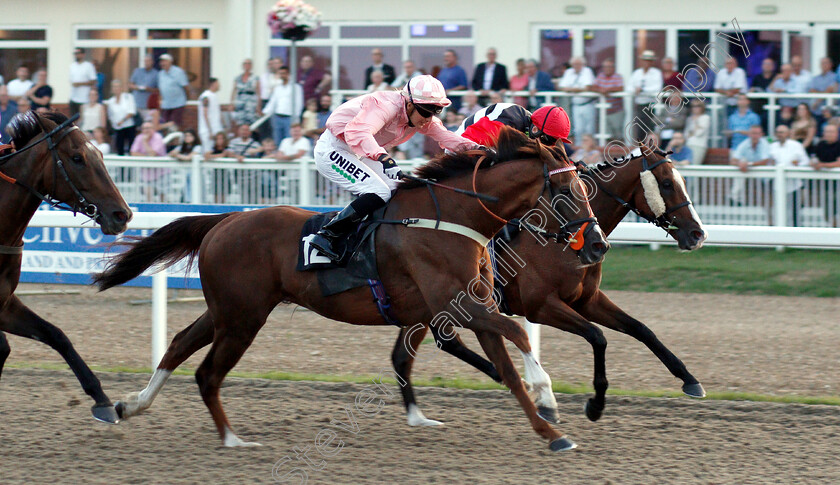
399;126;556;189
5;111;69;148
580;145;673;177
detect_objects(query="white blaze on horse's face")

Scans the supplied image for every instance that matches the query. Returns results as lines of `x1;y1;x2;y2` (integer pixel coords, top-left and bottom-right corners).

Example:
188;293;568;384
670;166;707;243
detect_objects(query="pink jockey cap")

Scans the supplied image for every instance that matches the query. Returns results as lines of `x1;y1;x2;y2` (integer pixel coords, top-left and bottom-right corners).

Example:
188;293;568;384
402;75;452;107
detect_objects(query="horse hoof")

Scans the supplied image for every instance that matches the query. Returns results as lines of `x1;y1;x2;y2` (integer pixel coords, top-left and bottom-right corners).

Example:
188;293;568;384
537;405;561;424
91;404;120;424
683;382;706;398
584;399;603;422
407;416;445;427
114;401;127;420
549;436;578;452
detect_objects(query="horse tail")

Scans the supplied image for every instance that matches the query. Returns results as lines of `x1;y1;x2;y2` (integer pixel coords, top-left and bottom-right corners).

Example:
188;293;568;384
94;213;236;291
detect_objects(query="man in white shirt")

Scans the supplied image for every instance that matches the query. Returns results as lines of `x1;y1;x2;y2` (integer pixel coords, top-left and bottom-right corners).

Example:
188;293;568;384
264;66;304;146
790;55;812;97
770;124;809;226
714;57;747;116
69;48;97;116
198;77;223;153
257;57;283;141
391;60;420;88
6;66;33;103
259;57;283;108
276;123;312;160
630;50;663;142
559;56;596;139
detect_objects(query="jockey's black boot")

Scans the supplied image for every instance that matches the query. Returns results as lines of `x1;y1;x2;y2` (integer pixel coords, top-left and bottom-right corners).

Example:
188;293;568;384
310;193;387;262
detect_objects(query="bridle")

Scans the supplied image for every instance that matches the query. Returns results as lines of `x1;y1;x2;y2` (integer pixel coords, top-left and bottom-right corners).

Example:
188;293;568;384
576;151;691;232
0;113;100;220
471;149;598;247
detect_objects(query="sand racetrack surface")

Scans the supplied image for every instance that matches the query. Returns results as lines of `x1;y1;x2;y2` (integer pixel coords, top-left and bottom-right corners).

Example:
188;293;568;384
2;284;840;483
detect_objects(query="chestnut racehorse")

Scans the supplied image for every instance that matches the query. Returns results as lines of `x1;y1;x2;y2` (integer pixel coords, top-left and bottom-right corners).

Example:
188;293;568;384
95;128;609;451
392;144;708;427
0;111;132;423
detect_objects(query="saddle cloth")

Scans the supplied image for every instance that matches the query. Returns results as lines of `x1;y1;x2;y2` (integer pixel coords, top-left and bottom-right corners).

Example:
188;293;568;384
296;207;384;297
488;221;521;316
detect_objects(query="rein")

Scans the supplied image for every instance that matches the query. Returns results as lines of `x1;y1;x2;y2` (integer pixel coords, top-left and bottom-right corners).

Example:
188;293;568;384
0;113;100;221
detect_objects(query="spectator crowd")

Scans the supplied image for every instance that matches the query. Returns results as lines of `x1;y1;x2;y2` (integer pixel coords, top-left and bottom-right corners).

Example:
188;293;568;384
1;45;840;182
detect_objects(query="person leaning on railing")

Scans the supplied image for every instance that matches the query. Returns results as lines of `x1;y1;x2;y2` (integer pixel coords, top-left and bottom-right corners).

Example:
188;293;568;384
810;124;840;226
168;129;202;161
729;125;772;207
770;125;810;226
665;132;692;166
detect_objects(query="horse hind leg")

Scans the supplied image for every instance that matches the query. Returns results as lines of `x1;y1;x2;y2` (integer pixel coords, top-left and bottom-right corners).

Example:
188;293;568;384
117;311;214;419
195;319;266;447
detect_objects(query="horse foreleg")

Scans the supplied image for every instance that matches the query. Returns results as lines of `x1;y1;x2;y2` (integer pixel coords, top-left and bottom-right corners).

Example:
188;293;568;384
473;330;575;451
117;311;214;419
578;290;705;398
392;325;442;427
0;331;9;380
429;324;501;383
0;296;118;423
529;295;609;422
392;324;502;427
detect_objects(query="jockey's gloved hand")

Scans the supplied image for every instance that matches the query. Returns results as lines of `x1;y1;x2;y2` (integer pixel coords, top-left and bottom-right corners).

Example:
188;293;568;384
377;153;398;169
384;166;403;180
377;154;403;180
476;145;497;160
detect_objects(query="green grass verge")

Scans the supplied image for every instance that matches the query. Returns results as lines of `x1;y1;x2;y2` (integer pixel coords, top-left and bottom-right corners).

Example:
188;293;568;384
8;362;839;407
600;246;840;297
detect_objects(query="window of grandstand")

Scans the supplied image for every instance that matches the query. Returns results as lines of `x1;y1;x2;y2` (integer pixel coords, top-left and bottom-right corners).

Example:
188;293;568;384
539;29;572;77
633;29;666;70
584;29;617;71
0;27;48;83
677;30;711;70
269;45;332;82
268;21;475;91
340;26;400;39
75;25;211;100
829;30;840;64
338;45;401;89
717;28;813;78
271;24;331;40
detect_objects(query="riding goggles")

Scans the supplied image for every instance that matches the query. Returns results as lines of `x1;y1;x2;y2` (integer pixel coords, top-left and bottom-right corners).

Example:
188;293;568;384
413;103;443;118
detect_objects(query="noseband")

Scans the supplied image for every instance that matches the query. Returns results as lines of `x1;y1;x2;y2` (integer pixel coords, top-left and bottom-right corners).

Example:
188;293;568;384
0;113;100;220
577;153;692;233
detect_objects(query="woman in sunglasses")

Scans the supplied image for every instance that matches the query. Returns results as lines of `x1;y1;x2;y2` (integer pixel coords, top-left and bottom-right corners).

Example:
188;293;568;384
310;74;482;261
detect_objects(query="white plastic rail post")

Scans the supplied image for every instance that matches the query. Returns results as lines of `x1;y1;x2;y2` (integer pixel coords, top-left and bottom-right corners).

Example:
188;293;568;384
151;267;168;368
299;157;312;205
190;153;202;204
524;319;541;363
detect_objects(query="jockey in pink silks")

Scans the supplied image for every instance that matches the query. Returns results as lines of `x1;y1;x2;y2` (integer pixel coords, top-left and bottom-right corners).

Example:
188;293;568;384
310;74;483;261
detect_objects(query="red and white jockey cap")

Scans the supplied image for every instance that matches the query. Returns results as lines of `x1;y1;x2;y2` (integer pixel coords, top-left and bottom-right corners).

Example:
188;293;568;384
402;75;452;107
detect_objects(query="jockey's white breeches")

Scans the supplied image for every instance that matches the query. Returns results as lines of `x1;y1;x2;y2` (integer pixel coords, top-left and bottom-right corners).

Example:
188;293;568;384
314;130;396;202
